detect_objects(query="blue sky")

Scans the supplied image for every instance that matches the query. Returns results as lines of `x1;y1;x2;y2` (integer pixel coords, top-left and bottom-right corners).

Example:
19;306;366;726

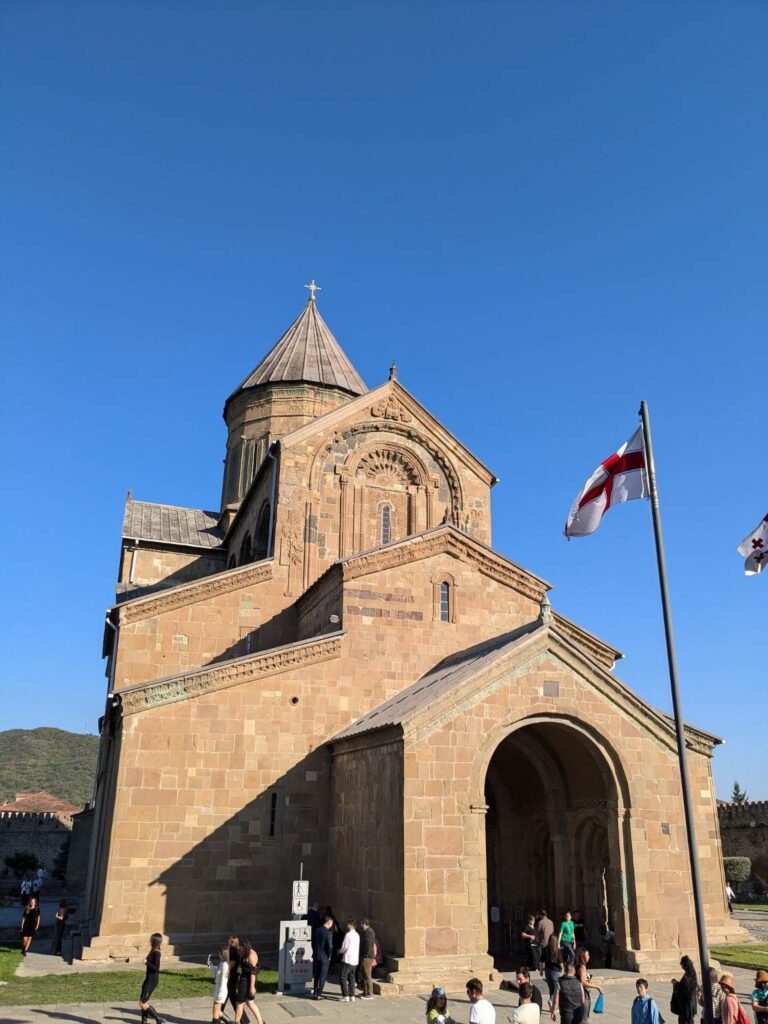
0;1;765;799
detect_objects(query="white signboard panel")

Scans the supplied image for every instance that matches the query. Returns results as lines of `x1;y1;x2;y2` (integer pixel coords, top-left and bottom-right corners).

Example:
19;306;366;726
292;879;309;916
277;920;313;994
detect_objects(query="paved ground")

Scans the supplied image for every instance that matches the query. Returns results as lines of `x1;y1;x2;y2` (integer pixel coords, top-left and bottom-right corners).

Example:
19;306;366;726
0;966;761;1024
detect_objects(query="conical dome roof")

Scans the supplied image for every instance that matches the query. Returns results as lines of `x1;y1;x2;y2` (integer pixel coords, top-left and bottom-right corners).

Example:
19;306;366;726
231;297;367;398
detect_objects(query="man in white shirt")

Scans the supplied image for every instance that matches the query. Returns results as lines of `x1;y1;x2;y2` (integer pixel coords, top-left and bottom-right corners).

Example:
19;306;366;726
467;977;496;1024
511;982;541;1024
339;919;360;1002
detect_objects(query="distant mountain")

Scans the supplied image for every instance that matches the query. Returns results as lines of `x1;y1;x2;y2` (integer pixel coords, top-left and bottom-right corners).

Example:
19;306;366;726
0;728;99;808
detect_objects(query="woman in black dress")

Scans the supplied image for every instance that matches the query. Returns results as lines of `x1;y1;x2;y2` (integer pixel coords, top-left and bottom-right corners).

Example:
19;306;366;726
671;955;699;1024
139;932;165;1024
20;895;40;956
234;940;264;1024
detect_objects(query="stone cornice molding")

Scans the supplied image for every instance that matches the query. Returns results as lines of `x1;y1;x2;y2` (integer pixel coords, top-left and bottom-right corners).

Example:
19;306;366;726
115;560;275;625
118;631;344;715
338;525;549;604
553;612;622;668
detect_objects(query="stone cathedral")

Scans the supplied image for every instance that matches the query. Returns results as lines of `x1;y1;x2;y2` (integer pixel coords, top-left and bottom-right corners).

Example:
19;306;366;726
82;289;742;988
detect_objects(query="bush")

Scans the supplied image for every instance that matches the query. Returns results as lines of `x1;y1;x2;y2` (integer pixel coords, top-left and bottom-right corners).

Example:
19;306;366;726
3;852;40;878
724;857;751;883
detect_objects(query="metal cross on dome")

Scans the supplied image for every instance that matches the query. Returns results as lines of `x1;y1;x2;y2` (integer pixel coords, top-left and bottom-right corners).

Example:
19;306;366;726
304;279;322;302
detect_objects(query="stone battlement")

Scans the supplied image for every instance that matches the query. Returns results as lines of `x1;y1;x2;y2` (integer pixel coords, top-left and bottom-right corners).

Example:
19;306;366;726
0;811;74;829
718;800;768;827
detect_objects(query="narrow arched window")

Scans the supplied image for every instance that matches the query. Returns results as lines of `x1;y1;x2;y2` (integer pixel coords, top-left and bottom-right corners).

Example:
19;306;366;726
440;581;451;622
254;502;271;560
268;791;278;837
381;504;392;545
239;531;252;565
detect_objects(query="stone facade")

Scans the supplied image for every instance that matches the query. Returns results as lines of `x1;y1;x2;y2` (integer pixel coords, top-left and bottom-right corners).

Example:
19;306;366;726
82;296;745;985
0;792;83;875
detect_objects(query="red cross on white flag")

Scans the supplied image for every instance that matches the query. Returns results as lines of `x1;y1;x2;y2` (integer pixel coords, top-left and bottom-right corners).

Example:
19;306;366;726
564;426;649;537
737;514;768;575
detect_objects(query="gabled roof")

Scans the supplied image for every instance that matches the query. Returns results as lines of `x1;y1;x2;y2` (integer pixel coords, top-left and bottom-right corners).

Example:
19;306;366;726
332;616;719;756
0;791;81;815
334;622;541;741
123;499;224;550
280;378;498;485
229;298;367;399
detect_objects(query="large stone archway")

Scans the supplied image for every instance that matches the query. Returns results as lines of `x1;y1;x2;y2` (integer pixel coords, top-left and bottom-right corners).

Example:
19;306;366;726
483;717;638;966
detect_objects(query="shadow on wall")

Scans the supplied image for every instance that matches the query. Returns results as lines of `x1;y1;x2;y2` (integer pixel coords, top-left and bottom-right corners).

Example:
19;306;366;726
117;552;227;603
151;748;334;959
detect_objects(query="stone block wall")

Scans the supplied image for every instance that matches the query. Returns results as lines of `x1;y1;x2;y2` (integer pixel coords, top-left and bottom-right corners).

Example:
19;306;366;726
0;812;72;873
718;801;768;886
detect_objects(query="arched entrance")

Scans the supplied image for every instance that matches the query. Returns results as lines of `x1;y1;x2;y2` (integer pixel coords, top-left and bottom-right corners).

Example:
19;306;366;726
484;718;636;964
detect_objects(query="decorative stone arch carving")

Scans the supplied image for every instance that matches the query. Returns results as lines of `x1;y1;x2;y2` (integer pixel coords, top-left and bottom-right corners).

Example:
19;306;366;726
308;420;464;527
336;441;439;557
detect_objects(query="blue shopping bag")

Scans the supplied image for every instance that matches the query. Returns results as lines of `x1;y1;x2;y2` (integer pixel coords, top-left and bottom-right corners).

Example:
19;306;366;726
594;993;605;1014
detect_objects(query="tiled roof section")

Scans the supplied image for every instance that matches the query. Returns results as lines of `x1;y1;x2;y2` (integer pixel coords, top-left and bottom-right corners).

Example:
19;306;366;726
333;622;542;742
0;791;82;814
232;299;367;397
122;500;224;550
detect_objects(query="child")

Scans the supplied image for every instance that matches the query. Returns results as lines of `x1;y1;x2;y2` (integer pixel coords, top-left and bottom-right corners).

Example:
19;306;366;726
632;979;661;1024
208;946;232;1024
139;933;165;1024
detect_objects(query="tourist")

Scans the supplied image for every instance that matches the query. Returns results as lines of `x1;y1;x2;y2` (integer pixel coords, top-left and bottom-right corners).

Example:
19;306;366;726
307;902;322;931
599;925;614;970
516;967;544;1010
699;968;724;1022
632;979;662;1024
234;940;264;1024
575;947;602;1019
542;934;564;1008
725;884;736;915
513;982;542;1024
51;899;69;956
522;914;539;971
312;915;334;999
139;932;165;1024
208;945;232;1024
339;918;360;1002
558;912;576;965
537;911;555;972
717;974;739;1024
671;956;698;1024
225;936;248;1023
427;985;455;1024
20;877;31;908
20;894;40;956
359;917;377;1000
752;970;768;1024
467;977;496;1024
551;962;584;1024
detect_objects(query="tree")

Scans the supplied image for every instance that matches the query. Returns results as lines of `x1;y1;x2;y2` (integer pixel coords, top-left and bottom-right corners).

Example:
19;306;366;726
723;857;751;883
4;851;40;878
731;781;748;804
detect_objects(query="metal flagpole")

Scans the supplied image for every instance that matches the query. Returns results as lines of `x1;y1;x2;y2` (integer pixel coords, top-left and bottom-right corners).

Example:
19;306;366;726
639;400;714;1024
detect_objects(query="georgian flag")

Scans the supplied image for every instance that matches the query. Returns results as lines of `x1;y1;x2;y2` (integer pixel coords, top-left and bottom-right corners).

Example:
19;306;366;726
737;514;768;575
565;426;649;537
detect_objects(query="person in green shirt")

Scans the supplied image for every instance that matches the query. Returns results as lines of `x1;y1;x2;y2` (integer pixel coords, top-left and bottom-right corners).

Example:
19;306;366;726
558;911;576;965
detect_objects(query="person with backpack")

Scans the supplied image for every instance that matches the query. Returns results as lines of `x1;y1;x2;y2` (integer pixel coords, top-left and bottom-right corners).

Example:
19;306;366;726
671;956;698;1024
720;973;747;1024
632;979;662;1024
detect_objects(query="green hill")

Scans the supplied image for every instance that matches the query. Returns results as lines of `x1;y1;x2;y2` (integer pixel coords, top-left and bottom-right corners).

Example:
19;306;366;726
0;728;99;807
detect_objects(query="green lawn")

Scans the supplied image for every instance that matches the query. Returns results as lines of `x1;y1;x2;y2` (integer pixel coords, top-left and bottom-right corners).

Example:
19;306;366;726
0;944;278;1007
710;943;768;970
734;903;768;912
